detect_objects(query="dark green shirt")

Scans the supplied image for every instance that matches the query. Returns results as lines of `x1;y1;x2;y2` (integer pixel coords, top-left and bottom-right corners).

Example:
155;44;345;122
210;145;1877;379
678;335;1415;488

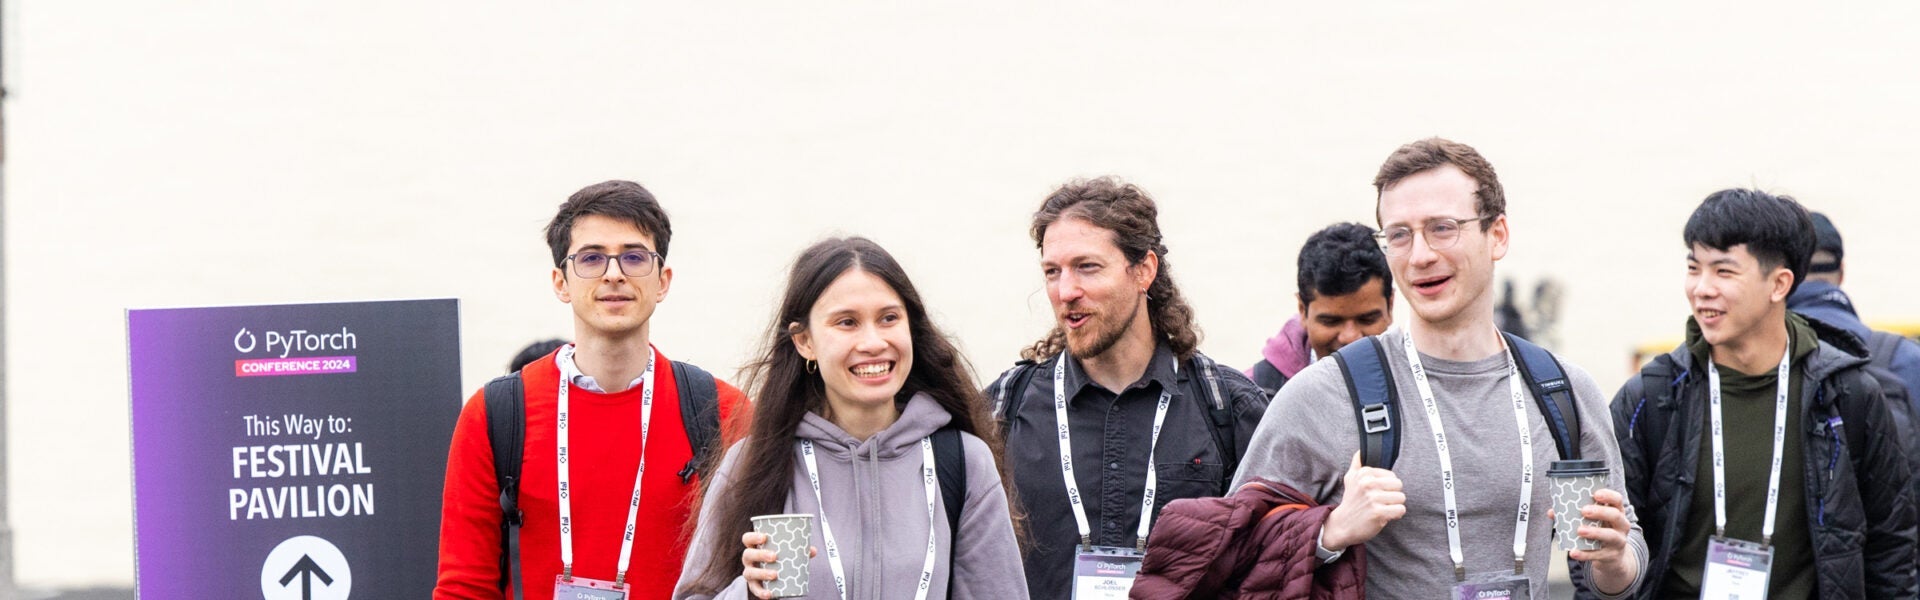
1662;314;1819;599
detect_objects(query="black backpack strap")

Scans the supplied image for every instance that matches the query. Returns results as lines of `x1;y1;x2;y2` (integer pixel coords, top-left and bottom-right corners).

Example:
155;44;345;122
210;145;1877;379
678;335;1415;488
483;372;525;595
992;360;1039;440
1631;349;1690;452
1334;337;1400;469
931;426;965;596
672;361;721;484
1503;333;1583;461
1188;353;1241;486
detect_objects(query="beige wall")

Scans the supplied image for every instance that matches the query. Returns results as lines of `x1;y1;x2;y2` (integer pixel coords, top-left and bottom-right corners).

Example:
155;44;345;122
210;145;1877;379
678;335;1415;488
6;0;1919;587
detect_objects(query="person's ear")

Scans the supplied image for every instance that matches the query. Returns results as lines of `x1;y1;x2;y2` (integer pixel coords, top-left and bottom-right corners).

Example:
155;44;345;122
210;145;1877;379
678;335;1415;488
552;267;571;303
789;322;815;361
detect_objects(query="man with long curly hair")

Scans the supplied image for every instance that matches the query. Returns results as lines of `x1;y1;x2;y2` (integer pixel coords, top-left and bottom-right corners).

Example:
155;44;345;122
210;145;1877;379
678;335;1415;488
986;177;1270;599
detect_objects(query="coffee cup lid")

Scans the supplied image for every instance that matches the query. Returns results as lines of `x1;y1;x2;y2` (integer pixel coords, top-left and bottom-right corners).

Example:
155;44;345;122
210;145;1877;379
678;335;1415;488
1547;459;1608;475
751;513;815;521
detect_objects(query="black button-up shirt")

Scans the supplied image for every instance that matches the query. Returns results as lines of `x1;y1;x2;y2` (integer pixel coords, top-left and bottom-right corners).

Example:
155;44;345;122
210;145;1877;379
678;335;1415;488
987;344;1269;599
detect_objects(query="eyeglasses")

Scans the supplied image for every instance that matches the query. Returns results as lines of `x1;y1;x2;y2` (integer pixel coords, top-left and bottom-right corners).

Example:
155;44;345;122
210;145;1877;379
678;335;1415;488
566;249;661;278
1373;215;1492;256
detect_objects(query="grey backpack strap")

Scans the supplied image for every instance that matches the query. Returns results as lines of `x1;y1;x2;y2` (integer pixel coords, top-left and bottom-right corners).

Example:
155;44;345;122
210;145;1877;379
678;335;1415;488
1870;330;1907;366
1189;353;1239;485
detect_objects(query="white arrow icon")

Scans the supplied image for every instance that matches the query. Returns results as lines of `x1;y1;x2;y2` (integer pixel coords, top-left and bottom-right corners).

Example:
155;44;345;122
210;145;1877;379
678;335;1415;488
260;535;352;600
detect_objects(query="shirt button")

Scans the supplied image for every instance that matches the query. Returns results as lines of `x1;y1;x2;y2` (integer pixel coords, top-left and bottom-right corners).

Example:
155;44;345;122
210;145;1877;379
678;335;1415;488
1108;462;1120;470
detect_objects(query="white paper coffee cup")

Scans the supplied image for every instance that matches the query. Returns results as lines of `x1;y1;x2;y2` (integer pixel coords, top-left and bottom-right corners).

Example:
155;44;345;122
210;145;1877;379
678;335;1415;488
1547;459;1609;552
750;513;814;598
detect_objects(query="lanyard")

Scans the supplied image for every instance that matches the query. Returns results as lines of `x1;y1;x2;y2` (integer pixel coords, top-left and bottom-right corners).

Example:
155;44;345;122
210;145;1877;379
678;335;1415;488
1401;329;1533;580
1053;353;1173;552
1707;351;1792;546
800;437;939;600
556;346;656;585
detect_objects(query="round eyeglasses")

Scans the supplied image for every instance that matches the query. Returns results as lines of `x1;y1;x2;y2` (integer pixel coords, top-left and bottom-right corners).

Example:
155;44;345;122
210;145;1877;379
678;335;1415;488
1372;215;1492;256
566;249;661;278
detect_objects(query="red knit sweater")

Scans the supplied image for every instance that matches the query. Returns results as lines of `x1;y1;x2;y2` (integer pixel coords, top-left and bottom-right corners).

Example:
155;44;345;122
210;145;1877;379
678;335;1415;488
435;349;748;600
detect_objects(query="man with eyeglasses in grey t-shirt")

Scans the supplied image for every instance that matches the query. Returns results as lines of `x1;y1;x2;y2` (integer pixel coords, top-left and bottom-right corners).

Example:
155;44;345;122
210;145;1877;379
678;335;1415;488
1232;138;1649;599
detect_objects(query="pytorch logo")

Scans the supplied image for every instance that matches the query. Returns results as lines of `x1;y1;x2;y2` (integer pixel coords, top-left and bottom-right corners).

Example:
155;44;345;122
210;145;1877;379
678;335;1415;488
234;327;359;358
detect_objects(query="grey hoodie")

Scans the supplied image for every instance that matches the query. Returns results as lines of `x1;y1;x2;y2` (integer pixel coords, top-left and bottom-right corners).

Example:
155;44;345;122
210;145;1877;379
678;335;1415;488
674;393;1028;600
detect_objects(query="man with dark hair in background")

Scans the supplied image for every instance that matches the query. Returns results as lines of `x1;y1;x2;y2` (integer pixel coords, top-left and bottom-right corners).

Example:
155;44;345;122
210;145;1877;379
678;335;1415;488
1246;222;1394;397
987;177;1269;599
1612;190;1914;598
436;180;751;600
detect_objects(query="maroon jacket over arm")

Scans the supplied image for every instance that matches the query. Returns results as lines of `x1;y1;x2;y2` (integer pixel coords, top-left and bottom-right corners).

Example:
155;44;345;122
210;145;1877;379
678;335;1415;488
1131;478;1365;600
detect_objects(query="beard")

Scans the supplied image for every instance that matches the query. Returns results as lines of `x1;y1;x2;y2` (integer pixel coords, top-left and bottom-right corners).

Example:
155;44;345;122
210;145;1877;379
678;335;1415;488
1066;293;1144;361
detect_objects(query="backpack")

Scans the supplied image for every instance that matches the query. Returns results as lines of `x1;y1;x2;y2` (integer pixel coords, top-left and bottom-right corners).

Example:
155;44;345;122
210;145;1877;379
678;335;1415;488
1334;332;1584;469
1864;331;1918;428
1859;332;1920;552
480;361;721;595
1248;359;1289;399
481;362;968;596
991;352;1242;489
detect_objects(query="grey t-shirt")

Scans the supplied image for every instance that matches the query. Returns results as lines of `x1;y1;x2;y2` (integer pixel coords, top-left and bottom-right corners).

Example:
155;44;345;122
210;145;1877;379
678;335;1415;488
1231;328;1647;599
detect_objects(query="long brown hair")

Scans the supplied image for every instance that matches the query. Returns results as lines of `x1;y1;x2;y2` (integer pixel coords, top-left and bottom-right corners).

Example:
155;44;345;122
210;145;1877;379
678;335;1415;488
1022;177;1202;362
681;236;1021;595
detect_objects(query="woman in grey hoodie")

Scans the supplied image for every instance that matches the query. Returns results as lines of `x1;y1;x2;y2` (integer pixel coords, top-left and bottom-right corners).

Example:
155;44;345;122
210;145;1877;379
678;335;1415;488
674;237;1028;600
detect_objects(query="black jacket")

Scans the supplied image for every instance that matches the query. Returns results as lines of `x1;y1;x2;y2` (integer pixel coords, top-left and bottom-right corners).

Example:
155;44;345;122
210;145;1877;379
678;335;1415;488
1609;317;1917;599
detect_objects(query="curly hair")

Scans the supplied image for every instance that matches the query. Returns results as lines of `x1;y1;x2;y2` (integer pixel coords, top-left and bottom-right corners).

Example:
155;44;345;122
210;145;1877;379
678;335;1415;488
1297;222;1393;304
1021;177;1202;362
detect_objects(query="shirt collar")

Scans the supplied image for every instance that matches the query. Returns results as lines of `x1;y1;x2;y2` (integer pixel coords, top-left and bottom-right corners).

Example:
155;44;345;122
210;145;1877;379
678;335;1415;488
554;343;648;394
1060;342;1182;400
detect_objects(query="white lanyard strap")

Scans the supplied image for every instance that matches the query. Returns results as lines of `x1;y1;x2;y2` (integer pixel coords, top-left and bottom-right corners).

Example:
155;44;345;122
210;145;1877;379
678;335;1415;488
1401;329;1533;580
800;437;940;600
1052;353;1172;552
1708;351;1792;546
557;346;656;584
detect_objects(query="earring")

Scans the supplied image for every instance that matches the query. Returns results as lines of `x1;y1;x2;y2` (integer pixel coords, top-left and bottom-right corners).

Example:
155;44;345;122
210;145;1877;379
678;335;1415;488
806;359;818;374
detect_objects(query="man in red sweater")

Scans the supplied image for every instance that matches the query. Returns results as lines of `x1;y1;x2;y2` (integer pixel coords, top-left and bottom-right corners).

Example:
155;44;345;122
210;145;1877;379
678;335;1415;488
436;180;749;600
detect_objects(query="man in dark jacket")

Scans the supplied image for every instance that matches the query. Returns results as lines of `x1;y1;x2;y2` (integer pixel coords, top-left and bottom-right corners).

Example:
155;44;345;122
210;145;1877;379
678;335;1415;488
1787;211;1920;407
1610;189;1917;598
1244;223;1393;398
986;177;1270;600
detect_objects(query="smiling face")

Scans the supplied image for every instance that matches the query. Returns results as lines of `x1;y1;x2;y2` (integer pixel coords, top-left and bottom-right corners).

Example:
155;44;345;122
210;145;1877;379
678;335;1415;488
1299;278;1393;358
1376;165;1507;331
1041;218;1156;361
792;269;914;414
1687;243;1793;349
551;214;673;342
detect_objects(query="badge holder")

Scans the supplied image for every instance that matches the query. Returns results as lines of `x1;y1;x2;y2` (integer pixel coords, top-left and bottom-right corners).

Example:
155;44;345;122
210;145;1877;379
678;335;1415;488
1071;545;1144;600
554;571;629;600
1701;537;1773;599
1450;564;1530;600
